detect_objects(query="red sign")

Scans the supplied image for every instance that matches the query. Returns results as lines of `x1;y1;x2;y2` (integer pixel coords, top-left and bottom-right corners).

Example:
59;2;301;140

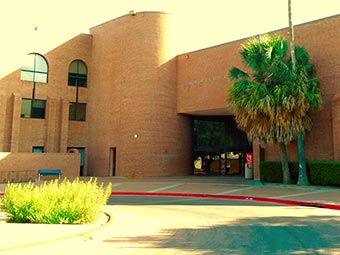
246;153;253;167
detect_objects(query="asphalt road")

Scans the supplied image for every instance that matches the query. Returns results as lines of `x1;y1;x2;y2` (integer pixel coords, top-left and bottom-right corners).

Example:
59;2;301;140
1;196;340;255
104;196;340;255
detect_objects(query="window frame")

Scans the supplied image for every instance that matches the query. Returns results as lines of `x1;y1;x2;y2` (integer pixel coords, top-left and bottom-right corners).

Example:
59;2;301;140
21;53;48;83
69;102;87;121
68;60;88;88
21;98;46;119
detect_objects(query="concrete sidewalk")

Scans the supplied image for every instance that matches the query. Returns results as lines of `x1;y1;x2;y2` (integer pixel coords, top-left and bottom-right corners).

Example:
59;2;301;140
0;176;339;255
1;175;340;204
94;175;340;204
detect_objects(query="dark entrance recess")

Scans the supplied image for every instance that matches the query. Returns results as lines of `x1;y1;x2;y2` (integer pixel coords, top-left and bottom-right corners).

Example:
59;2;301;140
192;116;252;176
110;147;116;176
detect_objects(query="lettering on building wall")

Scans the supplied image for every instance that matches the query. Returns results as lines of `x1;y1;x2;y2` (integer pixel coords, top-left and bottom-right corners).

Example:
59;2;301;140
183;74;228;86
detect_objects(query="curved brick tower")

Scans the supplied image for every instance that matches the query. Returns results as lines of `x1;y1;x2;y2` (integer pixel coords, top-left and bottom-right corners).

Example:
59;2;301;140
87;12;192;176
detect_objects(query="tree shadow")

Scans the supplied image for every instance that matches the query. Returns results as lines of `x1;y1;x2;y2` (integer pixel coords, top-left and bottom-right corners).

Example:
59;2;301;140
104;215;340;255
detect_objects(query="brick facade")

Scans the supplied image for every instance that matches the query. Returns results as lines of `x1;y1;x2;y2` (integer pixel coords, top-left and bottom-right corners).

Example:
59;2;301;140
87;12;192;177
0;152;79;182
0;12;339;178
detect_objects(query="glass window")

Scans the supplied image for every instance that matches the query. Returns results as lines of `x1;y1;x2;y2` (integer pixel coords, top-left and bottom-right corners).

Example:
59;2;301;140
68;60;87;87
21;53;48;83
32;146;44;153
69;102;86;121
21;99;46;119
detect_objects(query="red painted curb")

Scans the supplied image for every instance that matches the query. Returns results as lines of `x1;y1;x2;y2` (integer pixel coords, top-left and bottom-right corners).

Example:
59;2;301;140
110;191;340;210
1;191;339;210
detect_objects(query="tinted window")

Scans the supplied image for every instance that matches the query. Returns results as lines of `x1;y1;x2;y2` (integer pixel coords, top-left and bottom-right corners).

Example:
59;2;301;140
69;102;86;121
68;60;87;87
21;99;46;119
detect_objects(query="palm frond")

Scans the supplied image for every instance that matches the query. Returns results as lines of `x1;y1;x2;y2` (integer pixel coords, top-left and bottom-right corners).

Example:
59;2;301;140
228;34;321;147
229;67;249;80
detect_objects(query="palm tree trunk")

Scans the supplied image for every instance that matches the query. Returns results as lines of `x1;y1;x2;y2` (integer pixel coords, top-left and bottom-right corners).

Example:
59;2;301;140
288;0;296;70
297;131;310;185
288;0;310;185
280;143;291;184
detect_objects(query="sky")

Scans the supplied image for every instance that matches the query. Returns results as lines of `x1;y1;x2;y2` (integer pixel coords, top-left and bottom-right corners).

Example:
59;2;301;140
0;0;339;78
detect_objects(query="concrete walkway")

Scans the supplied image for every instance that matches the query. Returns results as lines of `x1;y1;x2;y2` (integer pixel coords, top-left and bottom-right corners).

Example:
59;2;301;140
98;176;340;205
0;176;339;254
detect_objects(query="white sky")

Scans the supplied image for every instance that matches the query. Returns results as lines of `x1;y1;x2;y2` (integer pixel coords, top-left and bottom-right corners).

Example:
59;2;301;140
0;0;339;78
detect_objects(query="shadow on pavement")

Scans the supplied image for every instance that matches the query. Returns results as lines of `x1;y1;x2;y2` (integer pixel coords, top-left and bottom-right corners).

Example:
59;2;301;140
104;215;340;255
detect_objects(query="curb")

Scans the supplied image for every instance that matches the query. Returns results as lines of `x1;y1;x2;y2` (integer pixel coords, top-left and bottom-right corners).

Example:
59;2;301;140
0;211;112;253
2;191;340;210
110;191;340;210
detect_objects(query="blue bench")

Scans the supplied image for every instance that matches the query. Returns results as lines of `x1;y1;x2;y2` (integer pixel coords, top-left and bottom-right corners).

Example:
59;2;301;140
38;169;62;181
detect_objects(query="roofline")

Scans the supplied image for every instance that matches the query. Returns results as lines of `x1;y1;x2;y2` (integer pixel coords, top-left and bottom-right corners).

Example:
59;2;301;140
178;13;340;56
90;11;169;30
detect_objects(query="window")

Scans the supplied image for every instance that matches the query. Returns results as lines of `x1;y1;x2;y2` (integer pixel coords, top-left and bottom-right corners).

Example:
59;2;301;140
21;99;46;119
21;53;48;83
68;60;87;87
32;146;44;153
69;102;86;121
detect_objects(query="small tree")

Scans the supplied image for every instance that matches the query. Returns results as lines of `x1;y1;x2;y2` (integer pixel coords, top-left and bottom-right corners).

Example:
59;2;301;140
229;35;321;184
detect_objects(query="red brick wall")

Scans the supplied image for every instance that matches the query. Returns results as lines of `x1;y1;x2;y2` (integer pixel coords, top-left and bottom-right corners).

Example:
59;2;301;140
87;12;192;177
0;152;80;182
177;40;246;115
0;34;92;173
332;94;340;160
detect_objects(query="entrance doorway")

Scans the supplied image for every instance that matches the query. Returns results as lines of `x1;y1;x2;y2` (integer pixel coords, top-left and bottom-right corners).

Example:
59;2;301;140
109;147;116;176
194;151;245;175
192;116;251;176
67;147;85;176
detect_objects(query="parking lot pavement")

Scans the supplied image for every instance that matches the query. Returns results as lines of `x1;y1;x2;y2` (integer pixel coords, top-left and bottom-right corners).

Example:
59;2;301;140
0;176;340;254
1;196;340;255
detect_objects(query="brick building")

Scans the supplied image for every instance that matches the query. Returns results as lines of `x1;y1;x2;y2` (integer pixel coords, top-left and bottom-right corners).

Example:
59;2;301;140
0;12;339;179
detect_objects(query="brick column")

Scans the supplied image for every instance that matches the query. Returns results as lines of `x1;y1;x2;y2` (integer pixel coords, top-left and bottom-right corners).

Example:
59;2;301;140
59;98;69;153
331;94;340;160
0;93;8;151
10;93;21;152
45;97;58;152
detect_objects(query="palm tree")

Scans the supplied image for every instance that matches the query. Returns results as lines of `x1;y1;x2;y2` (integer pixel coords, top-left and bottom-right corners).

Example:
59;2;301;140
288;0;309;185
229;35;321;184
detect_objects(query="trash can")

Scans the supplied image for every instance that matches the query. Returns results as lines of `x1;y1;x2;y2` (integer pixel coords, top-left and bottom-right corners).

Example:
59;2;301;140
245;164;253;179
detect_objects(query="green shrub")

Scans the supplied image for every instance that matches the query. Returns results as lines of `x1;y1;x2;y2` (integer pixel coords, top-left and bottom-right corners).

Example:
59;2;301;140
260;161;282;183
260;160;340;186
308;160;340;186
0;178;112;224
260;161;298;184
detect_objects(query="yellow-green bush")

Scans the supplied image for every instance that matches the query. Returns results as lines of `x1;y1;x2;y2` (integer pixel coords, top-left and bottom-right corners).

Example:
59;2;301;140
0;178;112;224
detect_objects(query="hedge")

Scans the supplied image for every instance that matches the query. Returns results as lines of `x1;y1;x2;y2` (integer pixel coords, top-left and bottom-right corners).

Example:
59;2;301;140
260;160;340;186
